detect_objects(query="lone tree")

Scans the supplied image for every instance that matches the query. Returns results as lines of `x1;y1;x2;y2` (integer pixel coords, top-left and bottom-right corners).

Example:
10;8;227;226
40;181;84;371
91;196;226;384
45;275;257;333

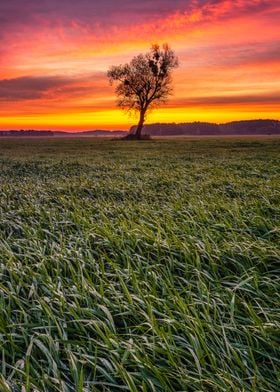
107;44;178;139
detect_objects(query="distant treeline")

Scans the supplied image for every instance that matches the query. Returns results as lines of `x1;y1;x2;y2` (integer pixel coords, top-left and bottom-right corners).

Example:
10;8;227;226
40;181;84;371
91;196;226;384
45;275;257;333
0;130;127;137
0;130;54;137
1;120;280;137
130;120;280;136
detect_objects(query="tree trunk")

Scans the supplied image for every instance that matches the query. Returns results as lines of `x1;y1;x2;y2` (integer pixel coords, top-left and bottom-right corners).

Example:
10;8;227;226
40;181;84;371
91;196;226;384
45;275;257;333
135;110;145;140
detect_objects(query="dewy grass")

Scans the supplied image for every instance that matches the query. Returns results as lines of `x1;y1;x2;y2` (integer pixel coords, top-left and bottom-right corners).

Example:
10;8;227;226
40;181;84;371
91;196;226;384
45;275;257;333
0;137;279;391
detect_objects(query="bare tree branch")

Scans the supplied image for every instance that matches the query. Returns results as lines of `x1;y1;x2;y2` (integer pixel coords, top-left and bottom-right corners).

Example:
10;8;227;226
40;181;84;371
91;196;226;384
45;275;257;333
107;44;178;139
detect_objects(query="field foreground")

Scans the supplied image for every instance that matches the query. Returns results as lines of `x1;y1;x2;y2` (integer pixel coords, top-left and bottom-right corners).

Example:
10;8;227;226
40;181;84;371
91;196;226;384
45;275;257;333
0;137;279;391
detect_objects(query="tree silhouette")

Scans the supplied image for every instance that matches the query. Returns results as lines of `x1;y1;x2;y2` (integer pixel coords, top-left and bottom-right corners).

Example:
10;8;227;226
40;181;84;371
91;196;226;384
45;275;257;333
107;44;178;139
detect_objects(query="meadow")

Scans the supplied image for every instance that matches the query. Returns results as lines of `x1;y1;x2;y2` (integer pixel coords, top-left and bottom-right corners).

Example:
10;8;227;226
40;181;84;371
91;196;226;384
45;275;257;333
0;137;279;391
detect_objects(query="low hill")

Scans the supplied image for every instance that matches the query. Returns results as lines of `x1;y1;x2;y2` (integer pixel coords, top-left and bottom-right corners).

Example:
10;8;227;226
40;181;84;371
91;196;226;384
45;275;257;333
130;120;280;136
53;130;127;137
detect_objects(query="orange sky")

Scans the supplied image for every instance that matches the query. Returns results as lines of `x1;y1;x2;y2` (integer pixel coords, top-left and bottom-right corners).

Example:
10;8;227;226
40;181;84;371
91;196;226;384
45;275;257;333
0;0;279;131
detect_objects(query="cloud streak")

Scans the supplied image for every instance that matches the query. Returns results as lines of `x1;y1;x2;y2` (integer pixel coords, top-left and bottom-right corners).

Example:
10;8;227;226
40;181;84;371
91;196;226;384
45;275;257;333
0;72;109;101
0;76;73;101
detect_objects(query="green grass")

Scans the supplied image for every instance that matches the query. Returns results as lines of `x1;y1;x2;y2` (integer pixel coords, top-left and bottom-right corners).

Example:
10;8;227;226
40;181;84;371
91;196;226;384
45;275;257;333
0;137;279;391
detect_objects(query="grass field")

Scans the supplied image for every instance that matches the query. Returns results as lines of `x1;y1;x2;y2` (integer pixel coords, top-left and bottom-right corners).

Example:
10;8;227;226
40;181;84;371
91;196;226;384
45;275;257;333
0;137;279;391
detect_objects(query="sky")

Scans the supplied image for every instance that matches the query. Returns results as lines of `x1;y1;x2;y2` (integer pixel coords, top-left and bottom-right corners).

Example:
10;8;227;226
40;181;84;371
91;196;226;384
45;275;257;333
0;0;279;131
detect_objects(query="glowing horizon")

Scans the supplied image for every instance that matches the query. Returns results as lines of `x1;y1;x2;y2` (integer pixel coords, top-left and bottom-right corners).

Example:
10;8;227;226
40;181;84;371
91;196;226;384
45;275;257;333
1;0;279;131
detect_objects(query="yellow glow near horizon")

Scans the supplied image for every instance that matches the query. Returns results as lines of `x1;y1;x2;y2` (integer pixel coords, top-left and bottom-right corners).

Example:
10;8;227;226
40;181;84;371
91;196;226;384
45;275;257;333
2;104;279;132
0;110;130;131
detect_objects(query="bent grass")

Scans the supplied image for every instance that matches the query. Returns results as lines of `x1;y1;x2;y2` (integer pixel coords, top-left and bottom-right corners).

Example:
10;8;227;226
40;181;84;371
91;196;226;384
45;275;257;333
0;137;279;391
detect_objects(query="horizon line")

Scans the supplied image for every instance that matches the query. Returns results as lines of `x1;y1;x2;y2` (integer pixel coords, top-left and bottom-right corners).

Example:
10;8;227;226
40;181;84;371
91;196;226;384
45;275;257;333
0;118;279;133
